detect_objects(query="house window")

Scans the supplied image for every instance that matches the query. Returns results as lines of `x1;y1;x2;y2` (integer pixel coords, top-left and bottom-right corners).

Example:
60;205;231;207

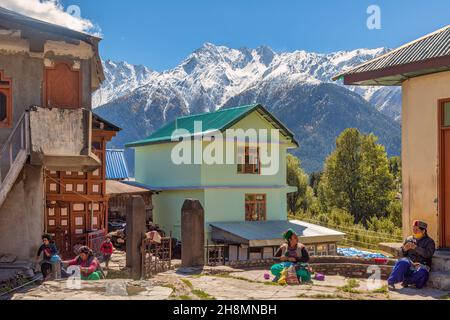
443;102;450;127
0;72;12;128
237;146;260;174
245;194;266;221
307;245;316;256
316;244;328;256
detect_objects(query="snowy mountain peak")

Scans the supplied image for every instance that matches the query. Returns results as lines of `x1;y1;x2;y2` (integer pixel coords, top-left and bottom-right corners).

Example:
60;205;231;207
93;60;158;107
93;43;400;121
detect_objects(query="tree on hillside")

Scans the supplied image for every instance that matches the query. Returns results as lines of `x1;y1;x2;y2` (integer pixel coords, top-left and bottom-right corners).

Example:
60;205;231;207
318;129;362;217
309;171;323;196
318;129;396;225
389;156;402;192
286;154;313;213
358;134;396;222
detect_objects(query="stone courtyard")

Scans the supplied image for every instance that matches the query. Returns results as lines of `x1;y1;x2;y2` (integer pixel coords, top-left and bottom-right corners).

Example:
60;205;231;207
8;252;450;301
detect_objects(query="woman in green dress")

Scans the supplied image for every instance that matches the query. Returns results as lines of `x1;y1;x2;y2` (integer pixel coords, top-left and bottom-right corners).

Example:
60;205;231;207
271;229;311;282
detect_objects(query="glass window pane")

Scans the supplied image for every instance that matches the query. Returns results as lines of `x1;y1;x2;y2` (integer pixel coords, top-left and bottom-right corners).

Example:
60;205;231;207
0;92;7;122
245;194;255;201
444;102;450;126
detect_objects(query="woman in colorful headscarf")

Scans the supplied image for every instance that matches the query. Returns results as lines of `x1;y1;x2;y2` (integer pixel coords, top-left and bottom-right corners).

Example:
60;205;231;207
62;246;103;281
271;229;310;282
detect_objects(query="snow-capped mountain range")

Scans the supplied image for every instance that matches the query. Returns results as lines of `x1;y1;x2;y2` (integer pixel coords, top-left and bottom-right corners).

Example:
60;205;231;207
94;43;402;173
93;43;401;121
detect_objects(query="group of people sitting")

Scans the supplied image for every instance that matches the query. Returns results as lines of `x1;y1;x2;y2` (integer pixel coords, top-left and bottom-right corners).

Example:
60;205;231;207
37;219;436;289
270;220;436;289
36;234;114;281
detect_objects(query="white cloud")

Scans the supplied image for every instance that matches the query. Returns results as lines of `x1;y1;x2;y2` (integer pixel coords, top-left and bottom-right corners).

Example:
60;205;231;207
1;0;101;36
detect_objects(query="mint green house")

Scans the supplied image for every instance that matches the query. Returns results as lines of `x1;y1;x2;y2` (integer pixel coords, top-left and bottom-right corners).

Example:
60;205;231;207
126;104;344;259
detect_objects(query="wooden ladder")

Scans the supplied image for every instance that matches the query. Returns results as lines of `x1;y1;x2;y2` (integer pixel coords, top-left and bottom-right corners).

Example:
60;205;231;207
0;111;30;208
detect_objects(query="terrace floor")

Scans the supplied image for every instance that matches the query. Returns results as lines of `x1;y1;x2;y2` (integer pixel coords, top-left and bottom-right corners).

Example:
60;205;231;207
8;252;450;300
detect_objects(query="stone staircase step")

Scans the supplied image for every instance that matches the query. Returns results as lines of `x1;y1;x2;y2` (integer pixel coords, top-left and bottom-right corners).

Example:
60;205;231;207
432;251;450;272
428;271;450;291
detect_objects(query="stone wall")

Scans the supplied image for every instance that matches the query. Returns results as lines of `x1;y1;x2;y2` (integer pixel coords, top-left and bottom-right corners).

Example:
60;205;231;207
225;256;395;280
0;165;44;259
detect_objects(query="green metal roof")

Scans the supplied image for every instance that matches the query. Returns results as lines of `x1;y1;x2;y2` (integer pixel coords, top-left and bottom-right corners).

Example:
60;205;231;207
126;104;298;148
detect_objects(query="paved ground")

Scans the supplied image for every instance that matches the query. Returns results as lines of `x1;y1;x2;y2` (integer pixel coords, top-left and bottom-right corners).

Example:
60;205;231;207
10;252;450;300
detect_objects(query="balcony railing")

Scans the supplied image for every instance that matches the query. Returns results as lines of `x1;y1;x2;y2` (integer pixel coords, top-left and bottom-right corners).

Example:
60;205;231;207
0;111;30;182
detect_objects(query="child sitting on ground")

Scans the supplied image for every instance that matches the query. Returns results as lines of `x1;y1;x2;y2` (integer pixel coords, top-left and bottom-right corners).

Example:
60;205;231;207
36;234;61;281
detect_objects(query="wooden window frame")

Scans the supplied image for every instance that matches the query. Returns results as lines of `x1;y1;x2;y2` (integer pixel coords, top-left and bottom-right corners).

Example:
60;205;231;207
0;71;12;128
438;98;450;248
237;146;261;175
245;194;267;221
43;61;82;109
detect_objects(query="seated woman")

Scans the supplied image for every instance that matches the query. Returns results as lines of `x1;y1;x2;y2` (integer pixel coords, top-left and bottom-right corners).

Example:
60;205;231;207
62;246;103;281
271;229;310;282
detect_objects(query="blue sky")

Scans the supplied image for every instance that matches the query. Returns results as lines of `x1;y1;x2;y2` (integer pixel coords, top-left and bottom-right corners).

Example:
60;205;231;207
66;0;450;71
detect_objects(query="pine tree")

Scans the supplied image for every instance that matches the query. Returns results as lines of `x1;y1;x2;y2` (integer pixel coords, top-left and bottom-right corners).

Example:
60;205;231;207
358;134;395;223
286;154;312;213
318;129;396;225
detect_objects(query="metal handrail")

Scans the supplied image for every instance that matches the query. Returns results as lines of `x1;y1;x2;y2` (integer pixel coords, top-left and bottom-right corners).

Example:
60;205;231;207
0;111;30;182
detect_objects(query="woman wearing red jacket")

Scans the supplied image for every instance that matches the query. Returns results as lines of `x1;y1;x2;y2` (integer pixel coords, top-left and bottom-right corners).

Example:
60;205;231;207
63;246;103;281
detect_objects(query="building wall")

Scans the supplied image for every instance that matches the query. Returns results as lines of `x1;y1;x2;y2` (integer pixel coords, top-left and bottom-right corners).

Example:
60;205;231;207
0;165;44;259
402;70;450;246
152;189;205;239
201;111;291;186
0;53;43;144
152;187;290;240
0;33;100;259
136;110;297;240
135;143;202;188
204;187;290;238
0;39;93;146
135;110;294;188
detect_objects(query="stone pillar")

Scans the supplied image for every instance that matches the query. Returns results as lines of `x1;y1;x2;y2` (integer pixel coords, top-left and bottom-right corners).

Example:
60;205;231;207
126;195;146;279
181;199;205;267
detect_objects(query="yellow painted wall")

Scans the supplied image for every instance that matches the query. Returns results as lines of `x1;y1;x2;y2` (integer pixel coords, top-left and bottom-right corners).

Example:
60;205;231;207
135;109;297;241
135;143;202;188
402;70;450;246
152;187;292;240
152;189;205;239
201;111;292;186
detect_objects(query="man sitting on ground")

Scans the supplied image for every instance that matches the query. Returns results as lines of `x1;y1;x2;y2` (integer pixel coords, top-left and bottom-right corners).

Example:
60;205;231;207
388;220;435;290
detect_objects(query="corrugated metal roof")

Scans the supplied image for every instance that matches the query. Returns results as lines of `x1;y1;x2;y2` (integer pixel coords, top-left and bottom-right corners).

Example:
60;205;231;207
0;6;101;41
92;112;121;131
333;25;450;84
106;149;129;180
210;220;345;247
106;180;151;195
125;104;298;148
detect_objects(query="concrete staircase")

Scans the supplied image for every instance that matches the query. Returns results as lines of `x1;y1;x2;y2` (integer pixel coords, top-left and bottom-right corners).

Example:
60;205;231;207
0;112;30;208
428;251;450;291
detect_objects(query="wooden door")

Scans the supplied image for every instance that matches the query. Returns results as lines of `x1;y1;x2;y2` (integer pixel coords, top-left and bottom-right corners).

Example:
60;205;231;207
46;205;71;258
439;100;450;248
44;62;81;108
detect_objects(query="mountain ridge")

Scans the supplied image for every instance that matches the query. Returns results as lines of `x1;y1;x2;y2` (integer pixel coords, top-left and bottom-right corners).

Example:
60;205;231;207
94;43;402;174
